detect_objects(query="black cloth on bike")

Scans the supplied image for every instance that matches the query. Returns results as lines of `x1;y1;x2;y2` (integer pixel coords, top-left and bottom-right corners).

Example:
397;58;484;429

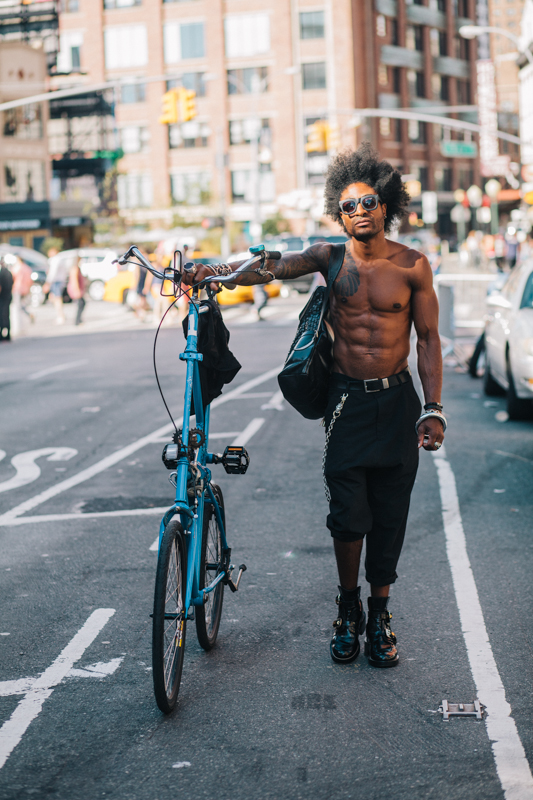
323;371;421;586
183;299;241;413
0;266;14;340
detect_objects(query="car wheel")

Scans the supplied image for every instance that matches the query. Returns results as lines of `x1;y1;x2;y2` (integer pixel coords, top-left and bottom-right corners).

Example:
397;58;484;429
506;361;533;420
483;356;505;396
88;280;105;301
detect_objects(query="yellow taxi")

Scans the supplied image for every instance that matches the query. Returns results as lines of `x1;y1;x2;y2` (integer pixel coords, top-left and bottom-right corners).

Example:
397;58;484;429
211;251;281;306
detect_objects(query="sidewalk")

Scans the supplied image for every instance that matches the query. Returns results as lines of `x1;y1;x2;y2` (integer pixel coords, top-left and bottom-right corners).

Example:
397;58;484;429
10;299;175;340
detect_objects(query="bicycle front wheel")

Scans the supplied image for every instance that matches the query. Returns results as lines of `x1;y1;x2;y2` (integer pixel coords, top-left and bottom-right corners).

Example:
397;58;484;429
152;520;187;714
196;486;225;651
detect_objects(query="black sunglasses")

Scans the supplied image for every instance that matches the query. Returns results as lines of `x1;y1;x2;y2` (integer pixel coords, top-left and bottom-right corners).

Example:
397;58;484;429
339;194;381;215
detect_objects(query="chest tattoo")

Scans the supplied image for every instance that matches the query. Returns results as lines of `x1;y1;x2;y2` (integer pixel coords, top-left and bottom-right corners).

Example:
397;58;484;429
335;266;360;299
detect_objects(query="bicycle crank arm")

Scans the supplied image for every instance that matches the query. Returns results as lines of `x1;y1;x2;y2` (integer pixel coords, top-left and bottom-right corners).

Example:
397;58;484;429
226;563;247;593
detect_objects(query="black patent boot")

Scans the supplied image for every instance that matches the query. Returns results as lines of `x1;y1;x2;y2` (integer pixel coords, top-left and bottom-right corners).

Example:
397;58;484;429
330;586;366;664
364;596;399;668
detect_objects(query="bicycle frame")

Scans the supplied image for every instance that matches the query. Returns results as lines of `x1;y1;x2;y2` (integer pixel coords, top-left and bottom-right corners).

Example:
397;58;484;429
157;287;230;615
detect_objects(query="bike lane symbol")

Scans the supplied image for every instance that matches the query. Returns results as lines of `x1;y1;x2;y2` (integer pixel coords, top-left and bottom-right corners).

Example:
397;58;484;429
0;448;78;494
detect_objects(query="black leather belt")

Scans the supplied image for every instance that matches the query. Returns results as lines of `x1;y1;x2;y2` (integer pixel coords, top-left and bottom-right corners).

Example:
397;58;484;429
330;367;412;394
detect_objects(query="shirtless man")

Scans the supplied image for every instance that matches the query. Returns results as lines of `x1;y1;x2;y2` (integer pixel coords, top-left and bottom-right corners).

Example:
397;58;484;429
186;143;445;668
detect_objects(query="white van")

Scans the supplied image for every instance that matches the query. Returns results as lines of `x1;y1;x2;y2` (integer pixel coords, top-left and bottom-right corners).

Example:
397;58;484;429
48;248;119;301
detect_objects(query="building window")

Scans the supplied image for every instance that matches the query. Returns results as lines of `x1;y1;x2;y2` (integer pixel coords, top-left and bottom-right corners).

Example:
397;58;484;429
435;168;453;192
3;104;43;139
229;118;270;145
406;25;423;52
457;80;471;105
104;25;148;68
169;121;210;148
167;72;206;97
57;31;84;73
117;173;153;208
438;31;448;56
408;120;426;143
437;0;446;10
104;0;141;7
392;117;401;141
3;160;46;202
411;166;429;190
120;126;150;153
230;166;275;202
392;67;401;93
302;62;326;90
224;14;270;57
171;172;210;205
227;67;268;94
440;75;449;101
120;82;146;103
376;14;386;37
163;21;205;63
378;64;388;86
64;0;79;11
456;36;469;60
407;70;425;99
390;18;399;45
300;10;325;39
458;167;473;188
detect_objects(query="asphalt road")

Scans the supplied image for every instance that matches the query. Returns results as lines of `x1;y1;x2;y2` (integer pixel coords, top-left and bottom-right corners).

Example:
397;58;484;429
0;301;532;800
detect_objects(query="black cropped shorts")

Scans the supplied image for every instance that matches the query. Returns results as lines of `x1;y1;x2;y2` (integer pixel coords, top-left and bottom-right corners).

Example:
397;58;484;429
323;371;421;586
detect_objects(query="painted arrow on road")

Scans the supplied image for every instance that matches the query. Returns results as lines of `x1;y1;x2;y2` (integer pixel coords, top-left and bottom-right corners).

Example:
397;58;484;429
0;448;78;494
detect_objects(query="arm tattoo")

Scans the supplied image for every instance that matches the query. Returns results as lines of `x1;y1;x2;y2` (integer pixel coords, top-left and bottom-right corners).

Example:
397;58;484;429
269;245;329;281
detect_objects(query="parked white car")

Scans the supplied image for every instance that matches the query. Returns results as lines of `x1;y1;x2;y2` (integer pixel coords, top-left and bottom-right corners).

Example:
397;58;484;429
48;248;119;301
483;259;533;419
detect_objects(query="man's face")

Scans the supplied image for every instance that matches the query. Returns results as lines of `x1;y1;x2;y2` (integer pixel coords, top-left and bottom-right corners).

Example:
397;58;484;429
339;182;387;242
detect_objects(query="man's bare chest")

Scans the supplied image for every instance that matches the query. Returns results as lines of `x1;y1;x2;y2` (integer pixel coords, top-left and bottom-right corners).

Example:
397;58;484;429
331;261;411;314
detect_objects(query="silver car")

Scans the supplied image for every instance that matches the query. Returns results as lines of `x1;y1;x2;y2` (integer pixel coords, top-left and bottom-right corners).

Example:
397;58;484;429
484;260;533;419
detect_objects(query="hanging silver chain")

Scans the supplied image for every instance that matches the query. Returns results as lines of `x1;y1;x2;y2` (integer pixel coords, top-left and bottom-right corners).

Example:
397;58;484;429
322;393;348;502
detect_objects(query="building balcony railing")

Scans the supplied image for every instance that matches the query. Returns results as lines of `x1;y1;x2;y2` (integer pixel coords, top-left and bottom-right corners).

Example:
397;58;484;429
375;0;397;18
433;56;470;79
406;5;446;29
380;45;423;70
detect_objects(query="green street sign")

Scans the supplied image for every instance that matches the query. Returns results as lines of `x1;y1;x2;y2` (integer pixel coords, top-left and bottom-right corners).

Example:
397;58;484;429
440;140;478;158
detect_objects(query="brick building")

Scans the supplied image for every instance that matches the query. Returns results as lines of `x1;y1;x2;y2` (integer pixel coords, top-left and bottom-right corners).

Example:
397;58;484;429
351;0;482;235
54;0;357;234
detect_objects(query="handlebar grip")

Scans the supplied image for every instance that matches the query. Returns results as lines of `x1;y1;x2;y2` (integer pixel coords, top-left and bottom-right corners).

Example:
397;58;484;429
264;251;282;260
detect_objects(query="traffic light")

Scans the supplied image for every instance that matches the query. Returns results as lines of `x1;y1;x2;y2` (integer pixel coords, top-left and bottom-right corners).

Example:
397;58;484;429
159;89;178;125
306;121;327;153
324;123;340;152
178;88;197;122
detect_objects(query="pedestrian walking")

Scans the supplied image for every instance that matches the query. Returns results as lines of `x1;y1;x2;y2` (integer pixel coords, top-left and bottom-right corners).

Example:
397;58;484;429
42;247;69;325
186;143;445;669
67;257;87;325
252;283;269;319
0;255;14;342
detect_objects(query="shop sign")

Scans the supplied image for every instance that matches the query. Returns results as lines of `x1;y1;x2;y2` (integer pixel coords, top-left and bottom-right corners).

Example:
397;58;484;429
0;219;42;230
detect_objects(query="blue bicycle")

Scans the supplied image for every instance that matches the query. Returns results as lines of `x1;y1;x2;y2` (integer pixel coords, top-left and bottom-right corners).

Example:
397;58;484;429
115;244;280;713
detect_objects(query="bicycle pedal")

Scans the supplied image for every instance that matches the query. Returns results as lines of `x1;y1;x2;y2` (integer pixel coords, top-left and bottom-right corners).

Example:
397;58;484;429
227;563;247;593
221;446;250;475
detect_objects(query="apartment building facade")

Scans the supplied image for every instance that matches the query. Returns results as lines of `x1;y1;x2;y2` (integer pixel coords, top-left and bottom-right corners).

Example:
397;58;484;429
351;0;482;234
54;0;356;232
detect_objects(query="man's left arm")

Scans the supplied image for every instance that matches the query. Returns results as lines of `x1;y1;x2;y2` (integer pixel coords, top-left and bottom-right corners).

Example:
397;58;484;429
411;254;445;451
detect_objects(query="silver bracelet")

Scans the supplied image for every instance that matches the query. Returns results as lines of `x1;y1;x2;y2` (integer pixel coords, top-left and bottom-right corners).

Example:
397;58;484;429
415;410;447;433
209;264;232;276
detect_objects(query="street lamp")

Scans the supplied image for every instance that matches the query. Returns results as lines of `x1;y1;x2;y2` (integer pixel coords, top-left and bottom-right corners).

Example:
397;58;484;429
458;25;533;65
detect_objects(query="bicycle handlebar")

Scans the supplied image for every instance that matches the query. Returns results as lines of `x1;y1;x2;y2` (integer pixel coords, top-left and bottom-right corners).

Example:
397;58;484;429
195;249;282;287
113;246;168;282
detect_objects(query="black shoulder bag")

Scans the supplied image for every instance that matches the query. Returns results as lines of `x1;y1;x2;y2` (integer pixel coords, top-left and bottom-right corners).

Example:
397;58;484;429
277;243;345;419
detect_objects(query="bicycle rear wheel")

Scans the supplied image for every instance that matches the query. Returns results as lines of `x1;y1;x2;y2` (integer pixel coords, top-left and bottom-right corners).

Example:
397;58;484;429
195;486;225;651
152;520;187;714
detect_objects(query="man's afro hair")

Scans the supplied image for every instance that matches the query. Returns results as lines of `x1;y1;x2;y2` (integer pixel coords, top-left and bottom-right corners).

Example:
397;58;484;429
324;142;410;234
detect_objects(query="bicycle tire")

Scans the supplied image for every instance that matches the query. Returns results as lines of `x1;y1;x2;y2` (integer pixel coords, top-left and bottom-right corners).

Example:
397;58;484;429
195;485;225;650
152;520;187;714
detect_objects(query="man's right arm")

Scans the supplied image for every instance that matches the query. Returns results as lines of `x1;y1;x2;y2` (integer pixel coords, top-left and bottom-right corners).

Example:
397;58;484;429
184;243;330;287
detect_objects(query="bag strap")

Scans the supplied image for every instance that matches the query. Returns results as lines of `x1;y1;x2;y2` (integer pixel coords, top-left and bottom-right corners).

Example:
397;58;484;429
325;242;346;296
316;243;346;328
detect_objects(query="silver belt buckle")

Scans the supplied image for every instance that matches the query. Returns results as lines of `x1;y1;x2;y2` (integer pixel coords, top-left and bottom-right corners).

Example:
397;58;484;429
364;379;381;393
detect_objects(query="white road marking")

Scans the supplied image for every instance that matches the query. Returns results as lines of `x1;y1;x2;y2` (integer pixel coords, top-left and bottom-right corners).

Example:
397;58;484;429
433;449;533;799
4;507;170;527
0;448;78;494
0;451;5;463
0;366;282;527
495;450;533;465
261;389;284;411
231;418;265;447
0;609;115;770
172;762;191;769
27;360;87;381
81;407;100;414
0;659;123;695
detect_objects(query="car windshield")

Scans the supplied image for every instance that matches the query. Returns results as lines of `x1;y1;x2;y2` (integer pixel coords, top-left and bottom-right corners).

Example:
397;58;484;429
520;270;533;309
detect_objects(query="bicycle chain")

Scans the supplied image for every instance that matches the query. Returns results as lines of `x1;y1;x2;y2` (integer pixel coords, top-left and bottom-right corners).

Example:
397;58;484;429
322;393;348;502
